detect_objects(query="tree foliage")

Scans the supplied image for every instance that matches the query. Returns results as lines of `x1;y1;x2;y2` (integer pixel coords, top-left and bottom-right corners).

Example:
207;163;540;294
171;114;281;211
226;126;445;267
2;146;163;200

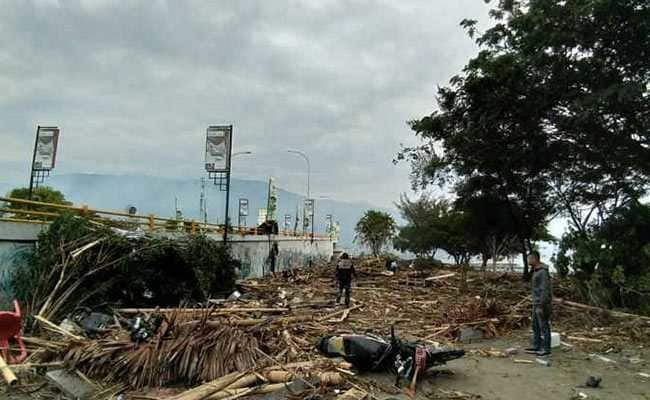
399;0;650;276
393;195;450;258
7;186;69;205
354;210;397;257
554;202;650;314
456;191;521;269
394;194;484;266
4;214;237;321
4;186;71;219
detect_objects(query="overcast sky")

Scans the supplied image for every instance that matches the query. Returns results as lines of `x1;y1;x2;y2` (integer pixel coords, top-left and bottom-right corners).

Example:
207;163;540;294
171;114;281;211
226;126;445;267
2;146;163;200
0;0;492;208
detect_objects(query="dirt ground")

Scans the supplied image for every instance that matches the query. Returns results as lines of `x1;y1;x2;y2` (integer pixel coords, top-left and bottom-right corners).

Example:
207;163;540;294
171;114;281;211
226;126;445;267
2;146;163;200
2;332;648;400
363;331;650;400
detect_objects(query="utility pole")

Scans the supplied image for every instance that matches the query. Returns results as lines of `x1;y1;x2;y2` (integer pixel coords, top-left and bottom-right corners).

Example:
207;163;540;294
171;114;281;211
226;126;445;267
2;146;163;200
205;125;234;244
223;126;233;244
27;127;40;200
199;177;207;224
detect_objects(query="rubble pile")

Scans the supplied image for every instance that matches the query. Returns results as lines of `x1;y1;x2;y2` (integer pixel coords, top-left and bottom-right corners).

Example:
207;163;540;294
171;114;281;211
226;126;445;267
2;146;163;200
5;256;650;399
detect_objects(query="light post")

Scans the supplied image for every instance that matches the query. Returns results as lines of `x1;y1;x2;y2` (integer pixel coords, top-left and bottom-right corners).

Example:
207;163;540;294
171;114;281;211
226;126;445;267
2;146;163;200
287;149;310;200
287;149;313;242
231;151;252;231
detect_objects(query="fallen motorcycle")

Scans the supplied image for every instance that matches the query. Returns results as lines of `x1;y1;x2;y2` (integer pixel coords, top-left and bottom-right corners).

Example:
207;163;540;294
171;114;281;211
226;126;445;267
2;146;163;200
318;327;464;393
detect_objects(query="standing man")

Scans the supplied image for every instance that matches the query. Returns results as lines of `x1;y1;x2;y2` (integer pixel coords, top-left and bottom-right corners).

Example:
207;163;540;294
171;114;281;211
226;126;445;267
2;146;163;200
525;250;553;356
336;253;356;308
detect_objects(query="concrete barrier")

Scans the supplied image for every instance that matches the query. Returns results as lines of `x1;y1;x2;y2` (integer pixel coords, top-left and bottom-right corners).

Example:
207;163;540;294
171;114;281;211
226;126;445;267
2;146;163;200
0;220;334;301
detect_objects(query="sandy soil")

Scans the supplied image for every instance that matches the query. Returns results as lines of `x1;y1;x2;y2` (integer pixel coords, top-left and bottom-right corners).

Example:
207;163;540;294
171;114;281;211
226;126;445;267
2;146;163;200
364;331;650;400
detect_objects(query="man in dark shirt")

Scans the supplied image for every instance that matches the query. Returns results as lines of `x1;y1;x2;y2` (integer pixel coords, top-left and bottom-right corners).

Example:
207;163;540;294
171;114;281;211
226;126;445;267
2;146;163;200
336;253;356;308
525;250;553;356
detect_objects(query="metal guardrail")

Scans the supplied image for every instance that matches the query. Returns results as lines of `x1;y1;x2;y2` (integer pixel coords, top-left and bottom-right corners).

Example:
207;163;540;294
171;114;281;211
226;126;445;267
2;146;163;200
0;197;327;239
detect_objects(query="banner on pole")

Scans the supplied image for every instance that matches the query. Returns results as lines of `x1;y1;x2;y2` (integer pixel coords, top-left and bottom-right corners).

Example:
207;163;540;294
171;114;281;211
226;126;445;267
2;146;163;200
257;209;267;226
239;198;249;217
303;199;314;230
205;126;232;172
266;177;278;221
34;127;60;170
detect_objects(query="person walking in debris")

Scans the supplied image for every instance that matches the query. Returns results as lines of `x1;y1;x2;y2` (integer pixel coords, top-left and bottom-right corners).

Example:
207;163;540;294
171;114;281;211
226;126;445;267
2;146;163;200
336;253;356;308
390;259;398;273
525;250;553;356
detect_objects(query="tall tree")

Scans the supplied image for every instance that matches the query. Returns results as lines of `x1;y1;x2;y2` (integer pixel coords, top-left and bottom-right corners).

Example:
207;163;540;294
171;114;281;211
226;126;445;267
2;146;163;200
394;194;449;258
399;0;650;276
354;210;397;257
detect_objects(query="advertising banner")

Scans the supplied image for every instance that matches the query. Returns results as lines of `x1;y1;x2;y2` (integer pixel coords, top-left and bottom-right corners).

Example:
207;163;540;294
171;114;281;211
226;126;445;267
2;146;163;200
34;127;60;170
257;209;267;226
239;198;249;217
267;177;278;221
303;199;314;230
205;126;232;172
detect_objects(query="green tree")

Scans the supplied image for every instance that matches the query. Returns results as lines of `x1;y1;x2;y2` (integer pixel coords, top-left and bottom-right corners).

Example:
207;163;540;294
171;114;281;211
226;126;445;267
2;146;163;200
394;194;450;258
554;201;650;313
8;186;68;205
398;0;650;277
457;191;520;270
5;186;71;219
354;210;397;257
437;210;480;266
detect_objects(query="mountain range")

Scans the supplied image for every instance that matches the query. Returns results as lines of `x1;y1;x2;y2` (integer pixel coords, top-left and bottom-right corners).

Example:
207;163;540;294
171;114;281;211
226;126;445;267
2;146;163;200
1;173;399;249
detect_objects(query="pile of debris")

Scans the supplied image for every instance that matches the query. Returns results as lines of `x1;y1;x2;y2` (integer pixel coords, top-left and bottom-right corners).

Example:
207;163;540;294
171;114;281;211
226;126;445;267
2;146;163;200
4;255;650;399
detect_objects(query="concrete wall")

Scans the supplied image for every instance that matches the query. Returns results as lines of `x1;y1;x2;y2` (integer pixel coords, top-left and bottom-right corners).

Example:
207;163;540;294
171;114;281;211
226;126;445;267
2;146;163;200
0;241;34;306
0;221;334;296
224;234;333;279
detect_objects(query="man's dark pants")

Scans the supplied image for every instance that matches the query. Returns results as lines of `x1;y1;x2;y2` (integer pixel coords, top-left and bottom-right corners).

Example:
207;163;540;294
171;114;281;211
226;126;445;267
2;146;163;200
337;278;351;307
532;303;552;352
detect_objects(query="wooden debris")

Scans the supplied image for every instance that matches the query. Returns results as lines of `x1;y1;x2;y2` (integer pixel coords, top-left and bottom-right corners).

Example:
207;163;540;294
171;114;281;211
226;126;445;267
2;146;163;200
116;307;288;314
590;354;616;363
320;372;344;386
206;382;291;400
21;257;650;398
319;305;362;322
0;355;17;386
329;307;352;323
34;315;85;341
167;371;247;400
336;387;368;400
566;336;604;343
46;369;97;399
425;272;456;284
554;298;650;321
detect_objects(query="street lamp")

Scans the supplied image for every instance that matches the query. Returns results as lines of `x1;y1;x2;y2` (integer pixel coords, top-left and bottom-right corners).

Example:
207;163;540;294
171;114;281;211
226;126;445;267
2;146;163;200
287;149;310;199
287;149;314;242
230;151;252;230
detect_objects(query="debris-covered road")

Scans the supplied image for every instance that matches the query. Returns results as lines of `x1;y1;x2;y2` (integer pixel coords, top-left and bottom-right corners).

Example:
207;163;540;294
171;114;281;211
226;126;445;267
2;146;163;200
3;257;650;399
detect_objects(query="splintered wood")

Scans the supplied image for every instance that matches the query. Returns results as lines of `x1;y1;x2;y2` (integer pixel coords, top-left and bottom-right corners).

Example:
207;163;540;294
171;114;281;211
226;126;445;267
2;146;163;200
24;257;650;399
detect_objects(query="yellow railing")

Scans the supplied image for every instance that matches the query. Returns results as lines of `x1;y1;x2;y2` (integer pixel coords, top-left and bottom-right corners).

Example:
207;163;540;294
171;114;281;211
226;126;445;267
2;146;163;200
0;197;327;239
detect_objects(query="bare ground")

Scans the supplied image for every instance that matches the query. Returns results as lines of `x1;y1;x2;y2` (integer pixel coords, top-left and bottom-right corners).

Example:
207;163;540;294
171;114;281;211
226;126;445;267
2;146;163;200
364;331;650;400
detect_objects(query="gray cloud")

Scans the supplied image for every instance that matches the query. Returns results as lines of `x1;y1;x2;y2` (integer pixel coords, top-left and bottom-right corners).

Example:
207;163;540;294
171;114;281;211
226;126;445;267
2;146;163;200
0;0;490;208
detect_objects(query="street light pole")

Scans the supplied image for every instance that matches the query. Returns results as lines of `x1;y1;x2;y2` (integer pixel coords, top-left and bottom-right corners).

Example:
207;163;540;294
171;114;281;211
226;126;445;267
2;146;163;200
226;151;252;238
287;149;310;200
287;149;312;242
